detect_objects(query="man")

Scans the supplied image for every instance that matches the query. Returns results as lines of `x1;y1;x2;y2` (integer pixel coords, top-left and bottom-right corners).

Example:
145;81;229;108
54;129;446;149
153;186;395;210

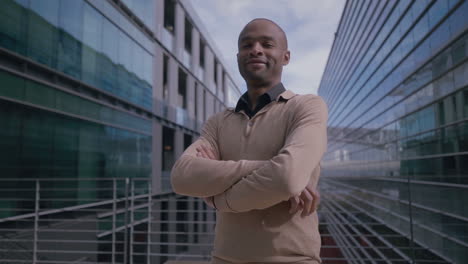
171;18;327;264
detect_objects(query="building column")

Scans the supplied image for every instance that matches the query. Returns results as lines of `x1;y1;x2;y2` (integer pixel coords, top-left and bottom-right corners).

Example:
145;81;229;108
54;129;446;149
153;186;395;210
151;121;162;195
174;129;184;159
187;75;195;124
168;57;179;120
155;0;165;40
192;28;200;72
153;44;164;114
174;2;185;61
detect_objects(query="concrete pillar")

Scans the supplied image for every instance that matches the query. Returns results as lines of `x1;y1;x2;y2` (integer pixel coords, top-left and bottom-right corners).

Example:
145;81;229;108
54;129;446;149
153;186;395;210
187;75;195;121
174;129;184;159
205;48;214;92
192;29;200;72
151;121;162;195
168;57;179;120
196;83;204;128
153;44;164;114
215;63;222;97
175;2;185;61
155;0;164;41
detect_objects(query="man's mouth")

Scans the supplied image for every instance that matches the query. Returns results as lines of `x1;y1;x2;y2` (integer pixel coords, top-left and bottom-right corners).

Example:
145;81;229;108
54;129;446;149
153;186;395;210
246;59;267;69
247;59;266;65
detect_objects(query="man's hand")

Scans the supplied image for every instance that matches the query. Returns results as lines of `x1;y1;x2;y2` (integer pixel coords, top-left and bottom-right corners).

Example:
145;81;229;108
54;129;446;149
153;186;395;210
289;186;320;217
196;145;217;160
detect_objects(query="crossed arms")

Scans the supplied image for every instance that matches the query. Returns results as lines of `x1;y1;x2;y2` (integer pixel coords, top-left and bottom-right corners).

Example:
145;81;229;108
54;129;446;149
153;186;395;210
171;96;327;213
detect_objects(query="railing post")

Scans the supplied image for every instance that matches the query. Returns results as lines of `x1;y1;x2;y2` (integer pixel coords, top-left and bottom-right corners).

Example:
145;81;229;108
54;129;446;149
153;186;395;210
124;178;129;264
129;179;135;264
112;178;117;264
147;180;152;264
33;180;39;264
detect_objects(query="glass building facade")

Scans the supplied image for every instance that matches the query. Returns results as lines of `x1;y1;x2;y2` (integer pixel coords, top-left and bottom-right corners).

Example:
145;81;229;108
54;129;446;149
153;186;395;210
0;0;240;262
318;0;468;263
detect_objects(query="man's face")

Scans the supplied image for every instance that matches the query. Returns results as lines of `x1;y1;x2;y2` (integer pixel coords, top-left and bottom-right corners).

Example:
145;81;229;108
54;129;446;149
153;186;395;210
237;20;290;85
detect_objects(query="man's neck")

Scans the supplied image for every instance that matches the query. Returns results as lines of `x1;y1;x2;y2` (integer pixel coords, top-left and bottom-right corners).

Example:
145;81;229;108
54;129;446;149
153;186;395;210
246;81;280;110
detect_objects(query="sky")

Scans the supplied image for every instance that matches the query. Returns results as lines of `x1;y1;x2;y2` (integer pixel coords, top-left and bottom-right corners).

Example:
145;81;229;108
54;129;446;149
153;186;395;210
190;0;345;95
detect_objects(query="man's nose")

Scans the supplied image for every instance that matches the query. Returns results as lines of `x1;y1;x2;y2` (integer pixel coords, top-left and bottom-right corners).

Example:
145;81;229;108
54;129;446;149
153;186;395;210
249;42;263;56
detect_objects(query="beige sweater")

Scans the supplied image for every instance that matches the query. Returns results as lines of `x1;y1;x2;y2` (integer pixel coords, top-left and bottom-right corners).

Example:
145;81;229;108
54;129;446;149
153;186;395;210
171;90;328;263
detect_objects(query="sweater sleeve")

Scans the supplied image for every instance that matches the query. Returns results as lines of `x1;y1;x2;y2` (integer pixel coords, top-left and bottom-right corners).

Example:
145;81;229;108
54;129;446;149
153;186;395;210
213;96;328;212
171;113;268;197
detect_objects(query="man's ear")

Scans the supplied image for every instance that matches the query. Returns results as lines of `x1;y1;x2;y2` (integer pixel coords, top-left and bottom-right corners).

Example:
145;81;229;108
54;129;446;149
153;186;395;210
283;50;290;66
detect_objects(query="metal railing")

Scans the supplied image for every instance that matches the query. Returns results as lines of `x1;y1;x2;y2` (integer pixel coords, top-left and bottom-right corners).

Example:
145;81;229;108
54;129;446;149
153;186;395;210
0;178;215;264
0;177;459;264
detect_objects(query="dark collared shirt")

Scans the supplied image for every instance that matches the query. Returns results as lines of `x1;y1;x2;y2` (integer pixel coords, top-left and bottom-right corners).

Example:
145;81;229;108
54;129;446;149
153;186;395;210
235;82;286;118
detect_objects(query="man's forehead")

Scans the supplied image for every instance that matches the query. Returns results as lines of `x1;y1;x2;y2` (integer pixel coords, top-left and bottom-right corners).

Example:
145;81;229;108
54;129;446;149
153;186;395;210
238;18;287;47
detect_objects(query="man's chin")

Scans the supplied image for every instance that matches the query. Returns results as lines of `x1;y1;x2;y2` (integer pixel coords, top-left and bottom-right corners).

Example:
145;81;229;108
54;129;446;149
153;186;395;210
245;71;267;80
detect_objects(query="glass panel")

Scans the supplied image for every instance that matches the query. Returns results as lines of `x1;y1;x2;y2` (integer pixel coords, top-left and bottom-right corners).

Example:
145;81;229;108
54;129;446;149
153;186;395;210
81;3;103;87
25;81;55;108
0;71;25;100
101;19;119;92
57;0;83;79
0;0;28;55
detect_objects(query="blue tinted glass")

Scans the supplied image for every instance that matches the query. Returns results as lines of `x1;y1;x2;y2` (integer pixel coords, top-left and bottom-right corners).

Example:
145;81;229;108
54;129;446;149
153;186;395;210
27;1;59;69
428;0;449;29
81;3;103;87
30;0;60;26
102;19;119;63
82;4;102;51
449;0;468;39
59;0;83;41
0;0;28;55
430;20;451;55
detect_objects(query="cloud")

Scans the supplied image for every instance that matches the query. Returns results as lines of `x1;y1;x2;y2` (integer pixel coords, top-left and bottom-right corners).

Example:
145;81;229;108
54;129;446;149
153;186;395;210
189;0;345;95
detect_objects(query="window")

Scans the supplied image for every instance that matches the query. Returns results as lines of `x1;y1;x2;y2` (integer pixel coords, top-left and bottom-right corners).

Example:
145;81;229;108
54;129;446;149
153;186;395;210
185;18;192;53
221;70;226;95
101;19;119;92
58;0;84;79
194;83;198;118
193;200;199;243
184;134;192;150
163;54;169;99
162;126;175;171
203;89;207;121
176;198;189;252
81;3;102;87
28;0;59;68
164;0;175;34
178;68;187;109
214;59;218;84
199;38;205;68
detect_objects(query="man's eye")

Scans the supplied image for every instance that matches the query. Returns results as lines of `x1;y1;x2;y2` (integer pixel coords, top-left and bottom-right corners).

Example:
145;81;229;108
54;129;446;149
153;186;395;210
263;43;274;48
242;43;252;48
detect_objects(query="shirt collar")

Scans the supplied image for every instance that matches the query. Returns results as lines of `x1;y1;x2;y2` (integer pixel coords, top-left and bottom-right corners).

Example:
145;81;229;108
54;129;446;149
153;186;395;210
235;82;287;112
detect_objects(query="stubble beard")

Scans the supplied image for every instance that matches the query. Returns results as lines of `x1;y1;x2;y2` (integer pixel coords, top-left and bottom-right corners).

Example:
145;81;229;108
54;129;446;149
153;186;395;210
241;65;271;86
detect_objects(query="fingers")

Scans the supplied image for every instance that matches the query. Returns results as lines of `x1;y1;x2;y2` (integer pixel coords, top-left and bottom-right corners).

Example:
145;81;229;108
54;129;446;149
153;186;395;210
300;188;314;217
289;196;301;214
307;187;320;212
204;145;217;159
196;145;216;160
